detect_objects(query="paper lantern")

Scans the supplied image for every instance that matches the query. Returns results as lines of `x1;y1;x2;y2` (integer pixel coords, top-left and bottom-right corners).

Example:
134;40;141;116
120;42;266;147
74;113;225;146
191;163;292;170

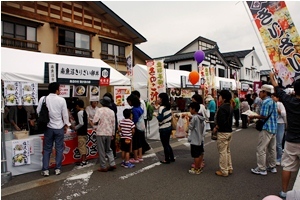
194;50;205;63
189;71;199;85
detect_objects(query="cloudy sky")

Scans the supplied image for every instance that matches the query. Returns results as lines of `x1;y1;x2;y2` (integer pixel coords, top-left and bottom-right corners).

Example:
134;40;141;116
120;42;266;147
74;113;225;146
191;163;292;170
103;1;300;70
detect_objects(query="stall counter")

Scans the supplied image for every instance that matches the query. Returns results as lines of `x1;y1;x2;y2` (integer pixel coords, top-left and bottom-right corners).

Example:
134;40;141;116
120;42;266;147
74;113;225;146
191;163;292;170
5;129;98;176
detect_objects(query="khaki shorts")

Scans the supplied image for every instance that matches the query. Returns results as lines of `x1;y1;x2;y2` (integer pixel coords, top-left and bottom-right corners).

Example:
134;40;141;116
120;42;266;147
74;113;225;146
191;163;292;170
281;141;300;172
78;136;87;155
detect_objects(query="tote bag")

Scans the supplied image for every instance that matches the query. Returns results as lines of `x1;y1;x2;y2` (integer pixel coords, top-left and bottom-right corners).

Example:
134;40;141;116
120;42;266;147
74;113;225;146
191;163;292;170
136;115;145;131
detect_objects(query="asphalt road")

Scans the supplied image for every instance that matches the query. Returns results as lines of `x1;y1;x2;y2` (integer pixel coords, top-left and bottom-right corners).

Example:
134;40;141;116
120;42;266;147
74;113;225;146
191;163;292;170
1;124;297;200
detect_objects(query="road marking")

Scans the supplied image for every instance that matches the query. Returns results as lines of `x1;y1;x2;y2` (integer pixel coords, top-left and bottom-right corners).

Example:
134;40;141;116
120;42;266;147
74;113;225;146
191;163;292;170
119;162;161;180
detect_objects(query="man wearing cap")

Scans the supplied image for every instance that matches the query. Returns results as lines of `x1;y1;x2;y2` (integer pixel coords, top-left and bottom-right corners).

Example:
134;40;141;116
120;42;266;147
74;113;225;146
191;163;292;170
249;84;278;176
93;96;116;172
270;73;300;199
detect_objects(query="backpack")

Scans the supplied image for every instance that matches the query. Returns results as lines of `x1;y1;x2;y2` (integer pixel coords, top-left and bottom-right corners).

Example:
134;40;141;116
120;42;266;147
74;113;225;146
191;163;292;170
37;96;49;133
145;101;154;121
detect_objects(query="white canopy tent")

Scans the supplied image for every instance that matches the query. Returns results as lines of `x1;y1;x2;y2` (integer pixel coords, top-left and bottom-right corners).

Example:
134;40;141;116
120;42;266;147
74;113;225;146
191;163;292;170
1;47;130;85
132;64;192;100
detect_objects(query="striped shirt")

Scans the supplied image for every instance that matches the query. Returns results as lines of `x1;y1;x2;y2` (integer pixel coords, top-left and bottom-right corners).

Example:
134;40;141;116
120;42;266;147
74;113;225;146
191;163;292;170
157;106;172;130
260;97;278;134
119;119;135;139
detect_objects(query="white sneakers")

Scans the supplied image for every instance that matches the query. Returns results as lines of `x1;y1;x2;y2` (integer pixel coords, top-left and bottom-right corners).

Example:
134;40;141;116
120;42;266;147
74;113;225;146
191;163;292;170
41;169;61;176
55;169;61;175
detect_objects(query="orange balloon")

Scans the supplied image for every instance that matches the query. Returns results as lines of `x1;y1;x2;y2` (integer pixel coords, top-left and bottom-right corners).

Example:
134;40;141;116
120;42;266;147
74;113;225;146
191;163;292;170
189;71;199;85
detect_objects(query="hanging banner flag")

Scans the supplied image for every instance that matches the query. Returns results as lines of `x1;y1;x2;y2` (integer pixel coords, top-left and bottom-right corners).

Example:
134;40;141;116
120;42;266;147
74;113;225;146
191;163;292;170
126;51;133;77
246;1;300;88
146;60;166;104
99;67;110;86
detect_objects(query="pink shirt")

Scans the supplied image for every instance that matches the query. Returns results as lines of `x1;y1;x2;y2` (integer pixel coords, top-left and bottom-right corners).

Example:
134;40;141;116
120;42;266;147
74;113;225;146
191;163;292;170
93;107;115;136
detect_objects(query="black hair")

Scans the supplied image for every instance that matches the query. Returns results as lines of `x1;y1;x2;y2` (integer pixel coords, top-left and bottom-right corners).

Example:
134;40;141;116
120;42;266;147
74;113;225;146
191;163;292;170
252;93;258;97
234;92;238;97
48;82;60;93
131;90;141;98
158;92;171;110
126;94;141;107
191;94;203;104
103;92;114;102
75;99;84;108
123;108;131;119
188;102;200;112
294;79;300;96
272;93;279;98
219;90;232;103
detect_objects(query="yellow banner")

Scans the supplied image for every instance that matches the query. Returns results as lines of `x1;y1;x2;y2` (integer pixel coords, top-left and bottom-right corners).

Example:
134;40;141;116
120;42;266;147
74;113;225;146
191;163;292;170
247;1;300;87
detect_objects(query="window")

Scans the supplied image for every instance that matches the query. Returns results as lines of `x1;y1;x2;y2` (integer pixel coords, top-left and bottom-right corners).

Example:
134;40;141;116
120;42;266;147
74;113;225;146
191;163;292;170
58;29;91;56
218;68;225;77
2;21;37;50
179;64;192;72
251;56;254;66
2;21;36;40
101;41;125;62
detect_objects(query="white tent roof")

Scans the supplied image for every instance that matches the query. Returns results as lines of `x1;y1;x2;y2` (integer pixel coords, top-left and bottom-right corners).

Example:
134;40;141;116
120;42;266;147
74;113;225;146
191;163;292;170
1;47;130;85
133;64;191;89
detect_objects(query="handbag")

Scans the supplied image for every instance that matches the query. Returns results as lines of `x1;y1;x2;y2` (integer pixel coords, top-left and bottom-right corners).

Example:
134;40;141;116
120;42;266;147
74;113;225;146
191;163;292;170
255;105;274;131
136;115;145;131
37;96;49;133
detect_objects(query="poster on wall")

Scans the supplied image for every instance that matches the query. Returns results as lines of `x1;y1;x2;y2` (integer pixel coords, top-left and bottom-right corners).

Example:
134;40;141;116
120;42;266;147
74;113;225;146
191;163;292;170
146;60;166;104
73;85;87;97
12;139;31;167
99;68;110;86
89;85;100;102
114;86;131;107
59;85;71;98
4;81;20;106
20;82;38;105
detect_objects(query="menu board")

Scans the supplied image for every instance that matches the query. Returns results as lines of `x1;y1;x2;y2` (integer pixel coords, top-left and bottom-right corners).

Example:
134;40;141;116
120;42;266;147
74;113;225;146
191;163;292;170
12;139;31;167
73;85;87;97
20;82;38;105
114;86;131;107
89;85;100;102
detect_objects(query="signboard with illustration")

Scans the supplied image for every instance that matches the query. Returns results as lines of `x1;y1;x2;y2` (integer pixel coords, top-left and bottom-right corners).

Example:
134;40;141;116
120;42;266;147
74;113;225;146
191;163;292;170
114;86;131;107
12;139;31;167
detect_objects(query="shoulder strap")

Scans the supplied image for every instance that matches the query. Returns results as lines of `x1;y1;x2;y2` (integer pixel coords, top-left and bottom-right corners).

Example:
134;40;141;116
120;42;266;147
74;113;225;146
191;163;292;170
265;102;275;121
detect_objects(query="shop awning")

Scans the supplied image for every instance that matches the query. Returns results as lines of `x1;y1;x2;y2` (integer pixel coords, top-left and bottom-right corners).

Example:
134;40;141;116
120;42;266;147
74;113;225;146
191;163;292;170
1;47;130;86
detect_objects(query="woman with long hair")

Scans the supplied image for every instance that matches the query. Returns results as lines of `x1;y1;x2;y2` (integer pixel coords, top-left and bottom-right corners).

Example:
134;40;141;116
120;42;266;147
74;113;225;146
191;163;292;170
214;90;233;177
155;93;175;164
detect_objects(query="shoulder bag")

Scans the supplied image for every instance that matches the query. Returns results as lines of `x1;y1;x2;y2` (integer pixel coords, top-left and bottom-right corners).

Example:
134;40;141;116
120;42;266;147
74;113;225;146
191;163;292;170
255;103;274;131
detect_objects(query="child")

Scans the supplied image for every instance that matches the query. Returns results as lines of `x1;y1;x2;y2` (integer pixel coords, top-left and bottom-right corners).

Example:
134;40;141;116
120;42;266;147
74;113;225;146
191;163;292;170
73;100;88;166
118;109;135;168
187;102;205;175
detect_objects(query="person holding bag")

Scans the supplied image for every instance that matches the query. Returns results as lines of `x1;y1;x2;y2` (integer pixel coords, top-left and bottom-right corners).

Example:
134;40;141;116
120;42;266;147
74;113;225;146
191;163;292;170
249;84;278;176
214;90;233;177
154;92;175;164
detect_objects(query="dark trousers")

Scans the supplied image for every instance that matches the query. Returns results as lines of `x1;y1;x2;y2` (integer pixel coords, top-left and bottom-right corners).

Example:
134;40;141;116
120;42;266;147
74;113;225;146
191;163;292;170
110;132;116;157
159;128;174;162
241;114;248;128
209;112;215;131
233;109;240;127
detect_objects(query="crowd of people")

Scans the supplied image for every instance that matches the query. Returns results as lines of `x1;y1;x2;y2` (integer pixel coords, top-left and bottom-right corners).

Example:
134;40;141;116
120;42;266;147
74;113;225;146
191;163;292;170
33;74;299;199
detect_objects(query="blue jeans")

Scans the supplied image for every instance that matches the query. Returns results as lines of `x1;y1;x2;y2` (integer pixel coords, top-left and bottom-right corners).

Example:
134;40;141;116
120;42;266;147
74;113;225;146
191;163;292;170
42;128;64;170
159;128;174;162
276;123;285;163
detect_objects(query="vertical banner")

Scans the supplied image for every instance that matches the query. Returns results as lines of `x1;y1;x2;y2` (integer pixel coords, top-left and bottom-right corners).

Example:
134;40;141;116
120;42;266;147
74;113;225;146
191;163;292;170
126;51;133;77
20;82;38;106
246;1;300;88
99;67;110;86
146;60;166;104
210;66;216;90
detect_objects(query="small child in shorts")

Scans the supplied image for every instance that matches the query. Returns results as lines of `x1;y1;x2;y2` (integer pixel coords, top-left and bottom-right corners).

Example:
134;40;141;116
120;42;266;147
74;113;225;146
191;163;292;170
118;109;135;168
187;102;205;175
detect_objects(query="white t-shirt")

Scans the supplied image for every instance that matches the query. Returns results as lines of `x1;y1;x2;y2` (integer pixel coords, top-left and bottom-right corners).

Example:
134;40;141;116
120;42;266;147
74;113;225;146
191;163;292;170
140;99;147;120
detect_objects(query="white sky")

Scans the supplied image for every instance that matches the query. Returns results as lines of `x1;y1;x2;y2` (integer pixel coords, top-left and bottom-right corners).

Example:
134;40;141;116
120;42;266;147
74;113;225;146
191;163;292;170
103;1;300;70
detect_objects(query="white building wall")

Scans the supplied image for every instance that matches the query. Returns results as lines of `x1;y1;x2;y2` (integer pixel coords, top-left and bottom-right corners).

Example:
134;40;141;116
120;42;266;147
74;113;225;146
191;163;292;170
179;43;198;54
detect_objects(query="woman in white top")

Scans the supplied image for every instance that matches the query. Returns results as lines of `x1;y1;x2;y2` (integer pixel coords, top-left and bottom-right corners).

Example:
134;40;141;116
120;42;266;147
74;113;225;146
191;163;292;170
272;93;287;165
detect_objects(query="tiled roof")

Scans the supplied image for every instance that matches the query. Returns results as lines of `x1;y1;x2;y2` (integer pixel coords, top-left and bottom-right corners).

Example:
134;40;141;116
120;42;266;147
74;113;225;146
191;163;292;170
223;49;253;58
164;49;215;63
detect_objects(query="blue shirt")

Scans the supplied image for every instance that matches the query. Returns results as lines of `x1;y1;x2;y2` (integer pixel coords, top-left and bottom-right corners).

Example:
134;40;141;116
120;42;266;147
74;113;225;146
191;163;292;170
260;97;277;134
207;100;216;113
